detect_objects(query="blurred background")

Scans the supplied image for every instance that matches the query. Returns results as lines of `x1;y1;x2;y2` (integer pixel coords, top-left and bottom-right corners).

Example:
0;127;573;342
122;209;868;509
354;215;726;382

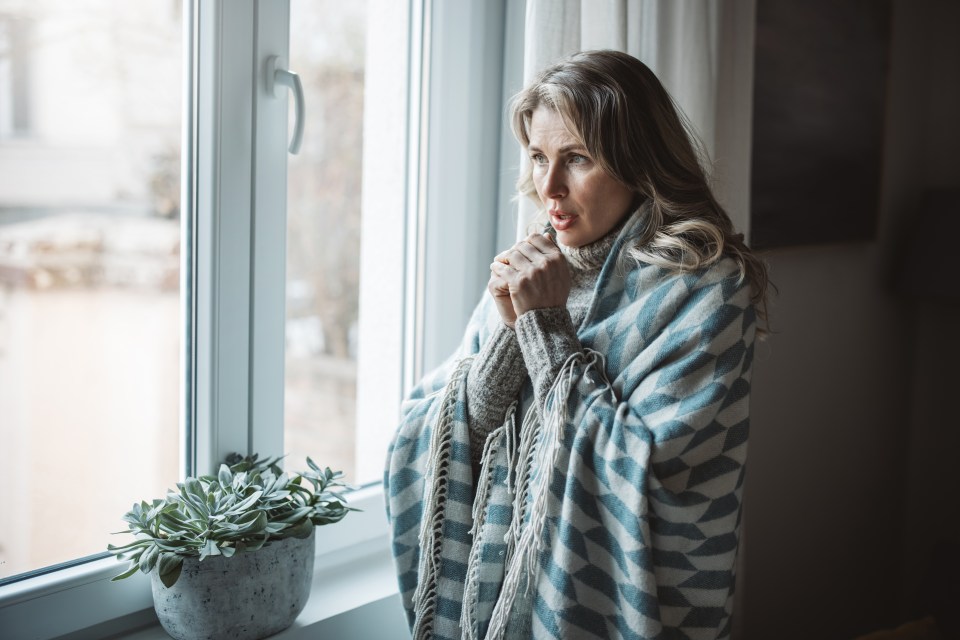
0;0;373;580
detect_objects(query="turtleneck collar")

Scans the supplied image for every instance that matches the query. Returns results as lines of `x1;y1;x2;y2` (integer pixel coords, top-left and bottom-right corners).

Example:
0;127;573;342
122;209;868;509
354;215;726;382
557;213;631;272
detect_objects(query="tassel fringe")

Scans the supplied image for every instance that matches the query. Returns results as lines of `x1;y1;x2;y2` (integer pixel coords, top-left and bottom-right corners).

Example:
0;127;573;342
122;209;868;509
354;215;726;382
460;401;518;640
413;349;612;640
484;349;610;639
411;357;473;640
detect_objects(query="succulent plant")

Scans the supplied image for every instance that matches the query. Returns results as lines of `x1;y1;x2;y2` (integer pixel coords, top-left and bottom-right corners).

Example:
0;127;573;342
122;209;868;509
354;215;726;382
108;454;354;587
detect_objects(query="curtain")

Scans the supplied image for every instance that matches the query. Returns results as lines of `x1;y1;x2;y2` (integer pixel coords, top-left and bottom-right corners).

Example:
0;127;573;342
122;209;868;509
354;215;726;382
517;0;756;248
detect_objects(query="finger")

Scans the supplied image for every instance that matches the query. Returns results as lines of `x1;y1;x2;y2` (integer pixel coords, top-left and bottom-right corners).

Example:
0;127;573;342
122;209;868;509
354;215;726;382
511;240;549;265
520;233;558;256
501;247;535;269
490;261;521;283
490;261;512;276
488;270;510;287
488;278;510;295
525;232;560;254
490;264;510;288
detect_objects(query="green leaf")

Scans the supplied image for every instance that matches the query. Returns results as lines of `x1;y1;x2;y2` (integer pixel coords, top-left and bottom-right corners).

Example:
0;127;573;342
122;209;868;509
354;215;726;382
243;537;267;552
155;539;194;551
158;559;183;588
226;490;263;516
271;474;291;494
284;518;314;539
139;544;160;573
178;485;209;520
199;538;220;561
159;511;203;534
107;539;149;553
185;477;204;498
217;464;233;488
235;511;268;535
264;522;287;534
156;552;182;578
274;506;312;524
111;563;141;581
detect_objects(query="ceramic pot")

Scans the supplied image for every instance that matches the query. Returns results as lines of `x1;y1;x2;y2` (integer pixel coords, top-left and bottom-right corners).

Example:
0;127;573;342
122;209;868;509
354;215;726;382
150;529;315;640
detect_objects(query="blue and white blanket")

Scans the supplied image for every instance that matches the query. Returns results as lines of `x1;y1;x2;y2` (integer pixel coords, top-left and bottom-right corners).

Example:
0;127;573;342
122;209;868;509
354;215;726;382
385;218;756;639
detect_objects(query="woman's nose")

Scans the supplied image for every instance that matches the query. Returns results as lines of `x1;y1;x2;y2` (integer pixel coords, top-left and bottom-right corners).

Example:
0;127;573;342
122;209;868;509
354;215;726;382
542;166;567;201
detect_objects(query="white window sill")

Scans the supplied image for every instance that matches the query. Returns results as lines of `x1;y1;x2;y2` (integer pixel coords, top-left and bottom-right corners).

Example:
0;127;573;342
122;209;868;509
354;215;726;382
0;486;407;640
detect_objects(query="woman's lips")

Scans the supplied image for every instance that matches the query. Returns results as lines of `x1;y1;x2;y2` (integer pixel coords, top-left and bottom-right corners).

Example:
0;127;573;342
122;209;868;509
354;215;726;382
550;209;577;231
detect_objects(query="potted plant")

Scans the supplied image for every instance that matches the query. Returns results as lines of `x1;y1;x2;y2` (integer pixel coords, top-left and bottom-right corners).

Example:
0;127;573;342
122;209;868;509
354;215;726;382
108;453;354;640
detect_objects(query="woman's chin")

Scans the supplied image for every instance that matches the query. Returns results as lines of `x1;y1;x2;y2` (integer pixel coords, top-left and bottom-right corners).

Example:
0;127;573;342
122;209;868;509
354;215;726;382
555;229;589;248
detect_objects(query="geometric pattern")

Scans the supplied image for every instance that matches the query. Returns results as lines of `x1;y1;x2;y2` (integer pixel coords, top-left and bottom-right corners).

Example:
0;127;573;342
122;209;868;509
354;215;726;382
385;216;756;640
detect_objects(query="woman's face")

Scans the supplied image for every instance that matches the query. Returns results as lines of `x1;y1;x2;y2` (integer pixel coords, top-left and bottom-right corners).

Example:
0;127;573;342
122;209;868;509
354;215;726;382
528;106;635;248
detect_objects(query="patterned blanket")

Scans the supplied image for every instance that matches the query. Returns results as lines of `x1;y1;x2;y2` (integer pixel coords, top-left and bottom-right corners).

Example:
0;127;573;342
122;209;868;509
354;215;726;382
385;218;756;639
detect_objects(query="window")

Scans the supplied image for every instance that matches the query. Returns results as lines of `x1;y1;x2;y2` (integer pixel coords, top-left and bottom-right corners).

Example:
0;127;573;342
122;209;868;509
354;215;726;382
0;0;519;635
284;0;393;485
0;0;182;582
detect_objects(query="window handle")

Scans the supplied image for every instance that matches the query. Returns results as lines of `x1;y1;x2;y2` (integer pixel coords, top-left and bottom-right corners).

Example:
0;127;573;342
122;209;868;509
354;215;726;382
265;55;304;154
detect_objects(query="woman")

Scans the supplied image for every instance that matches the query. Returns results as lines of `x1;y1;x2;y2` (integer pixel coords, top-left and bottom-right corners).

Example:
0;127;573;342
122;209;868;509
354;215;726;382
386;50;768;640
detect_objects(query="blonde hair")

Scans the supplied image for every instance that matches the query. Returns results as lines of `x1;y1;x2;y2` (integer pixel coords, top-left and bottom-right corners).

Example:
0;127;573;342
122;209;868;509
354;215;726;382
511;50;769;324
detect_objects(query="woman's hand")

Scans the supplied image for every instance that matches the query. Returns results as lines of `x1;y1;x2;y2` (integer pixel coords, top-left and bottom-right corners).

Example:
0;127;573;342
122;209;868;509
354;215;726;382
489;232;571;328
487;270;517;328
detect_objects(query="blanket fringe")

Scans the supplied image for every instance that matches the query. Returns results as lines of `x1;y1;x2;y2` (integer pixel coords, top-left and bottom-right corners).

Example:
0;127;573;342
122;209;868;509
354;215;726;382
411;357;473;640
460;401;517;640
485;349;610;639
502;399;539;569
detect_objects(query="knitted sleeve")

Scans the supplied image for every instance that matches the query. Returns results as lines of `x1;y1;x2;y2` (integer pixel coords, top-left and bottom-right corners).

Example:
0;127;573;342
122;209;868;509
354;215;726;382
514;306;582;412
464;323;526;472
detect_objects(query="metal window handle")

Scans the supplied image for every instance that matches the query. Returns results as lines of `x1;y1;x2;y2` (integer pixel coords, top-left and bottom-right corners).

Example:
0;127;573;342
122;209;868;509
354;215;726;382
265;55;304;154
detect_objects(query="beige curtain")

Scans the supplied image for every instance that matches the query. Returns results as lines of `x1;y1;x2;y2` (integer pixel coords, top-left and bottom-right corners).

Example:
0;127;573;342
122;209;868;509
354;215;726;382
518;0;755;247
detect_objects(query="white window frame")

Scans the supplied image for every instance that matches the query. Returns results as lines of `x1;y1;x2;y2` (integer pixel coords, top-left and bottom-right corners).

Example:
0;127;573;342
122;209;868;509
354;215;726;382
0;0;523;636
0;13;33;139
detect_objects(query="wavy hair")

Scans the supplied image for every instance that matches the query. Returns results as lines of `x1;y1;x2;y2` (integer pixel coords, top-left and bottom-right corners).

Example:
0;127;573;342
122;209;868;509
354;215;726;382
510;50;769;325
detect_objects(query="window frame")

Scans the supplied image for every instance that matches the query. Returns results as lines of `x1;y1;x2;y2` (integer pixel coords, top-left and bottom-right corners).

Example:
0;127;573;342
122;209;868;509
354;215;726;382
0;0;522;635
0;13;33;139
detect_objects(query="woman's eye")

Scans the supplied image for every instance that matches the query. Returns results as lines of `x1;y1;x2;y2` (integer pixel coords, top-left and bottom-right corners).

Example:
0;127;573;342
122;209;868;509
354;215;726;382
531;153;547;165
569;154;588;165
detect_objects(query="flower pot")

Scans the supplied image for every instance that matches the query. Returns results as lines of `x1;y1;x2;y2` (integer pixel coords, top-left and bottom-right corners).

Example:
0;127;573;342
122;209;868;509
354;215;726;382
150;529;315;640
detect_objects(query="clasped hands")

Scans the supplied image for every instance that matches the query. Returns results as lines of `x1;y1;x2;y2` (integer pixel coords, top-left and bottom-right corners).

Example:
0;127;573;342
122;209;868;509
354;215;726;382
488;232;571;329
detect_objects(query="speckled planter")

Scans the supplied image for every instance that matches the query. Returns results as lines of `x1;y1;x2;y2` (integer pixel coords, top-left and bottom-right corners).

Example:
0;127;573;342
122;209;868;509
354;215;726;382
150;530;315;640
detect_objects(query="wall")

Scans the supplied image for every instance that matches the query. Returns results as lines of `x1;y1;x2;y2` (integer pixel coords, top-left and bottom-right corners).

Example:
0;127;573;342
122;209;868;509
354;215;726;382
741;1;960;638
894;0;960;632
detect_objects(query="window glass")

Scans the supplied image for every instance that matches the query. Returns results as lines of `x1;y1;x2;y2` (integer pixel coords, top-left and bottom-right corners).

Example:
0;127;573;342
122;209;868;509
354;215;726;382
0;0;182;581
285;0;402;486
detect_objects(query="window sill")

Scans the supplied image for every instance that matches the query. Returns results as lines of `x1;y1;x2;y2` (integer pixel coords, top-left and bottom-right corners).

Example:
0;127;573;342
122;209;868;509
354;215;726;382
0;486;405;640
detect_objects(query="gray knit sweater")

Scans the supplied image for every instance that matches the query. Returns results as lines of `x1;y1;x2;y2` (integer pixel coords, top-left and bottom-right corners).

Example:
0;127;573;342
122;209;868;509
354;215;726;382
465;227;618;471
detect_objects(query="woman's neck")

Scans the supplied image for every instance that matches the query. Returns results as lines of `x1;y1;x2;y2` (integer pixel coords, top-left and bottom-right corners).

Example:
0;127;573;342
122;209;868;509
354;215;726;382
558;217;626;271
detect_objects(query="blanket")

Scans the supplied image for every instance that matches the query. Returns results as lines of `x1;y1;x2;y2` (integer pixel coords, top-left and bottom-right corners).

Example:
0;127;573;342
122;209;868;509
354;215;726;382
385;216;756;640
